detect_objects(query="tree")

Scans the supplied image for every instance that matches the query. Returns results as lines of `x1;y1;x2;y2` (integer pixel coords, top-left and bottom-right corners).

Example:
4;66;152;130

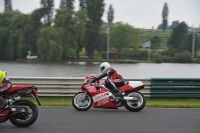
8;12;32;59
84;0;105;57
4;0;12;12
75;11;87;58
157;23;163;30
79;0;87;10
162;3;169;31
17;33;27;59
60;0;66;9
180;33;200;55
174;50;192;63
31;8;44;29
97;22;140;53
55;9;87;59
169;22;188;50
151;35;161;49
0;11;15;59
30;8;45;53
55;9;74;58
60;0;75;10
37;27;63;61
40;0;54;26
168;21;179;30
107;4;114;24
0;11;34;60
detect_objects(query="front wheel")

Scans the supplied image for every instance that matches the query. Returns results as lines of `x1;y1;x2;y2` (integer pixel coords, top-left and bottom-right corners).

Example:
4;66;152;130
9;100;38;127
123;92;146;112
72;92;93;111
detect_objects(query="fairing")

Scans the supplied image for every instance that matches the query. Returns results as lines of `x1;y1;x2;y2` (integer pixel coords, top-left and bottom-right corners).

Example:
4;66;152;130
119;81;144;91
7;85;33;93
82;83;118;109
0;110;9;123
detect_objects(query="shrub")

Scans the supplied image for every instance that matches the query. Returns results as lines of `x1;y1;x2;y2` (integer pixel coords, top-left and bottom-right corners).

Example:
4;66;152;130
138;50;148;60
162;56;174;63
174;50;192;63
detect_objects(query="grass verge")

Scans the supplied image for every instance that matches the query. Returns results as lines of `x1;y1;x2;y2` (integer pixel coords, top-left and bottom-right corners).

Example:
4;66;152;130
146;98;200;108
20;97;200;108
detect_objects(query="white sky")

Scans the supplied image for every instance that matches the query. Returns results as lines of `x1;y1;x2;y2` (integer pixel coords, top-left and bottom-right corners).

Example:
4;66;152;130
0;0;199;29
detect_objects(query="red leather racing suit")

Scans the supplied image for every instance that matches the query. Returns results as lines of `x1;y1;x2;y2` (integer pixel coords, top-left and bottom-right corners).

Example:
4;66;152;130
96;68;125;94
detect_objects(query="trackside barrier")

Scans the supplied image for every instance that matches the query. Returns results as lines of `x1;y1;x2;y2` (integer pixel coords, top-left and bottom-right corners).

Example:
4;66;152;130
9;77;151;97
9;77;200;98
151;78;200;97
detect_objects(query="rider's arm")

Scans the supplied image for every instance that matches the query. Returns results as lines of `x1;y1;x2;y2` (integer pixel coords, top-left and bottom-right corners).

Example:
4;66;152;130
96;72;107;80
96;68;115;80
118;74;124;80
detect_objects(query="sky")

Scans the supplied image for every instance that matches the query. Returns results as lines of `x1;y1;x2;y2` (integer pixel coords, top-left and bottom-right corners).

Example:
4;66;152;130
0;0;199;29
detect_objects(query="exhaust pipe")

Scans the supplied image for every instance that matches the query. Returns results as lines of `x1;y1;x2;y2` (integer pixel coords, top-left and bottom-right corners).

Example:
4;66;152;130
123;96;138;100
0;114;6;117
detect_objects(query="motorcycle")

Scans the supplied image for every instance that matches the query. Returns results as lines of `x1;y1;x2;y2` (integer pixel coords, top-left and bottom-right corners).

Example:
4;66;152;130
0;84;41;127
72;74;146;112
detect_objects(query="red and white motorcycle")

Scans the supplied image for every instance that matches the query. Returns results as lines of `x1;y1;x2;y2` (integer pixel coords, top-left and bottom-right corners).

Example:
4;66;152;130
0;84;41;127
72;74;146;112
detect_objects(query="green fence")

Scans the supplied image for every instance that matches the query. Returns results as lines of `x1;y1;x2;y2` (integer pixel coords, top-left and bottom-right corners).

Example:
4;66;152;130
151;78;200;97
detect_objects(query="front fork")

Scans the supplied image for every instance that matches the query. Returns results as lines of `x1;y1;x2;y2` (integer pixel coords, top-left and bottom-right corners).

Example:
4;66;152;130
81;91;88;101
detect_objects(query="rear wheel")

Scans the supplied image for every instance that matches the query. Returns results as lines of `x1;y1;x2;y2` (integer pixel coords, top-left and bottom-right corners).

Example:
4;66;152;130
72;92;93;111
9;100;38;127
124;92;146;112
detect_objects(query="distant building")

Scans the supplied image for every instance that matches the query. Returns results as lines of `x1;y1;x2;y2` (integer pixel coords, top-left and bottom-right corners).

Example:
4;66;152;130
140;41;151;48
194;28;200;33
188;26;200;33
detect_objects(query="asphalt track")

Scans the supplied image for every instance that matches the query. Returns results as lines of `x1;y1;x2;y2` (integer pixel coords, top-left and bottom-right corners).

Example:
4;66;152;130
0;107;200;133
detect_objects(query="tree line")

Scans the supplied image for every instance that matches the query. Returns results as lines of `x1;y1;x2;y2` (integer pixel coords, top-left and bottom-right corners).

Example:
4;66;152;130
1;0;199;63
0;0;140;61
147;2;200;63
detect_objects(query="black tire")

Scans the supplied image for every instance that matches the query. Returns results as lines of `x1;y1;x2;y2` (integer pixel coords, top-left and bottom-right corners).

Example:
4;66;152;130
72;92;93;111
9;100;38;127
123;92;146;112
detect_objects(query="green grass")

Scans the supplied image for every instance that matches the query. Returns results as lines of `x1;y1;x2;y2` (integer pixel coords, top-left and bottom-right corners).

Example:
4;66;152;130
146;98;200;108
20;97;200;108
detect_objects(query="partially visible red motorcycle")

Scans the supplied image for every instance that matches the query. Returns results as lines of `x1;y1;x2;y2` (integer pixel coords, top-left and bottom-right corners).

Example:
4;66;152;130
0;84;41;127
72;74;146;112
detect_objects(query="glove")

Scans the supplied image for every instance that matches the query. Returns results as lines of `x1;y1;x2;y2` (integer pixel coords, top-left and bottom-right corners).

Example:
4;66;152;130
91;78;97;83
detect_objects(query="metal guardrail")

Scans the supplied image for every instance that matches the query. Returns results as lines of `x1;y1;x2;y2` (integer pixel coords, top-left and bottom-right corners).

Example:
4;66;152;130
9;77;151;97
151;78;200;98
9;77;200;98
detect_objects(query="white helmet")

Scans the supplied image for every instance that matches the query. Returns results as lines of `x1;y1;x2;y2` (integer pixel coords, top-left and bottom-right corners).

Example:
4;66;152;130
100;62;111;73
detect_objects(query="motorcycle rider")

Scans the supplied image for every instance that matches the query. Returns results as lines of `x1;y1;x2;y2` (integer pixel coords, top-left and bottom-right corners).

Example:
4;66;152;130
0;70;12;111
92;62;125;97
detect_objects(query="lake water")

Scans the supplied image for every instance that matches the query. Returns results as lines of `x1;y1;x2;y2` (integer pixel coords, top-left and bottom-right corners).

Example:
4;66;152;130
0;61;200;79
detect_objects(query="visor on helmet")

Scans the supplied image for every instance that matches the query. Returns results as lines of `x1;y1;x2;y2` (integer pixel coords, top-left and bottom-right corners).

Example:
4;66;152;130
100;66;105;72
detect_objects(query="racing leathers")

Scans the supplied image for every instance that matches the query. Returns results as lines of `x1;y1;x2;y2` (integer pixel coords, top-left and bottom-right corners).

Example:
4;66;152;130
0;72;12;111
94;68;125;96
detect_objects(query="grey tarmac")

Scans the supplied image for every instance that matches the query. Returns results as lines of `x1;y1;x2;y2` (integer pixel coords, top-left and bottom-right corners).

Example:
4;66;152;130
0;107;200;133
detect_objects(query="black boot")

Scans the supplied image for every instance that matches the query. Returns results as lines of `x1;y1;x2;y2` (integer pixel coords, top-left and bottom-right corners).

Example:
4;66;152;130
114;90;123;97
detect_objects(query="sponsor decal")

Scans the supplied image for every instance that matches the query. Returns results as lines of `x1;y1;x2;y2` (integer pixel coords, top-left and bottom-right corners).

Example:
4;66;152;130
97;97;109;106
87;86;96;92
92;92;112;102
